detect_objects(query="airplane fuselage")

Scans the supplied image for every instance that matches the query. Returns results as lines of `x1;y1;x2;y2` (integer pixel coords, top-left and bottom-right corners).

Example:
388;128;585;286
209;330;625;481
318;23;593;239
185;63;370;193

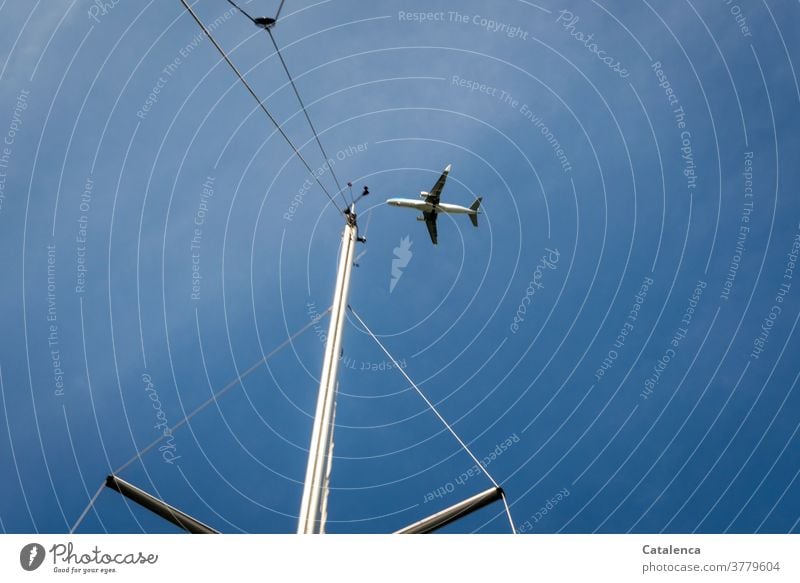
386;198;476;215
386;165;482;244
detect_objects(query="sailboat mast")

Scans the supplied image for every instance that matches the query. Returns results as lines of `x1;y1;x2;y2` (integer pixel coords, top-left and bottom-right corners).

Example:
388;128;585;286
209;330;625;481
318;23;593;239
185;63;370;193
297;207;358;533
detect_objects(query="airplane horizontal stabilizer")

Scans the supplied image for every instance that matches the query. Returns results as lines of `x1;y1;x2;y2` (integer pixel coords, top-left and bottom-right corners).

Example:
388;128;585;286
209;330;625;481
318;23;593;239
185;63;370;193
469;197;482;227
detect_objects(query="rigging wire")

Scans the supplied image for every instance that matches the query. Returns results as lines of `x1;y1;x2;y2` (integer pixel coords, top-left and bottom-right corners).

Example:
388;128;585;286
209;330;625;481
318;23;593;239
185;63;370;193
179;0;344;215
349;306;517;534
224;0;256;21
178;0;507;535
362;204;374;238
224;0;350;207
499;493;516;534
112;306;332;476
265;26;350;207
274;0;286;21
69;480;106;534
223;0;285;23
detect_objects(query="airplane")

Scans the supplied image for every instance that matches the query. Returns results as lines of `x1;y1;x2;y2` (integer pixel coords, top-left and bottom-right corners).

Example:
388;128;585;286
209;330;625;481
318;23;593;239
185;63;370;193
385;165;482;245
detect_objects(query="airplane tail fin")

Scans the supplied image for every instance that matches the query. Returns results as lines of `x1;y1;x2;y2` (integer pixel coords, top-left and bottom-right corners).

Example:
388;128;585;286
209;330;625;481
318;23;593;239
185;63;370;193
468;197;482;227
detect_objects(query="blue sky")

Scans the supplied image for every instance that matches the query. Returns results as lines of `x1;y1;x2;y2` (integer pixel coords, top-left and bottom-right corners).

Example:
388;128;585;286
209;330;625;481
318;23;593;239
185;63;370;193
0;0;799;534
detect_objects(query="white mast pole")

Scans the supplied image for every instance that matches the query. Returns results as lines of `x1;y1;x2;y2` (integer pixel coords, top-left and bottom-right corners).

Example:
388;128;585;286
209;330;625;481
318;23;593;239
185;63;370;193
297;208;358;534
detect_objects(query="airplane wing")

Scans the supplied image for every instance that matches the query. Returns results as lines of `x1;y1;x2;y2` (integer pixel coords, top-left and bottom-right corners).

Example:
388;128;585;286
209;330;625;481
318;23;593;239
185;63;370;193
423;211;438;245
424;164;451;205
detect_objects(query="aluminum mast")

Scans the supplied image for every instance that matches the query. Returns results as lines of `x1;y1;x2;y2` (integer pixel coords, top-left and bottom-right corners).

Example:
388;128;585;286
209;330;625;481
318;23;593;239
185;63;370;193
297;207;359;533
